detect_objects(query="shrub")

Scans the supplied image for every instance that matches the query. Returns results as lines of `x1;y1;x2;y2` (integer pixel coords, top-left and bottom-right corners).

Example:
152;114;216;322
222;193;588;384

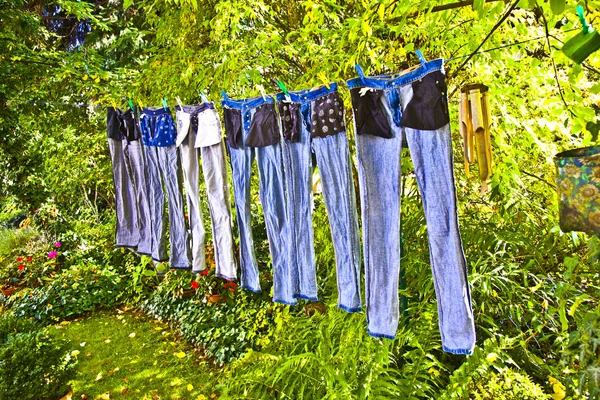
0;314;76;400
2;266;129;322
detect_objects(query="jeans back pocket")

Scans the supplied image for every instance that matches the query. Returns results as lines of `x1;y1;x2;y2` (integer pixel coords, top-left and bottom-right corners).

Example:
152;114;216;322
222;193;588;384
400;70;449;131
223;108;242;149
310;91;345;139
246;103;280;147
350;88;393;139
278;102;301;143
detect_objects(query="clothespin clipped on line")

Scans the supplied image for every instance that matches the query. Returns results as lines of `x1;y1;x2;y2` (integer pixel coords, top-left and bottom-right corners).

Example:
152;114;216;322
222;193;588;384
257;84;267;101
200;91;209;103
220;90;229;102
317;72;331;90
127;100;135;111
162;98;168;110
562;5;600;63
277;80;292;102
175;96;183;108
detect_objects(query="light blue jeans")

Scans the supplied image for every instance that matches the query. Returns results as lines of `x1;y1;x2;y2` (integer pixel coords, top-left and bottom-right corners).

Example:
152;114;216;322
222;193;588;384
347;57;476;354
276;84;362;311
223;96;296;305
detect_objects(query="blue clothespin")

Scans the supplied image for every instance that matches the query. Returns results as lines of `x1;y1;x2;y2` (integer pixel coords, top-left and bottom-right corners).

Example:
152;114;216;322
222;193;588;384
577;5;590;34
221;90;229;102
161;98;168;110
200;91;209;103
415;49;427;65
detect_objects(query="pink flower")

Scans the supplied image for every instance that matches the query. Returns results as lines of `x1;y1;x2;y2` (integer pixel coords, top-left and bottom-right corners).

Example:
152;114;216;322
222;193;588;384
18;264;25;271
54;242;61;248
191;280;199;290
47;251;58;259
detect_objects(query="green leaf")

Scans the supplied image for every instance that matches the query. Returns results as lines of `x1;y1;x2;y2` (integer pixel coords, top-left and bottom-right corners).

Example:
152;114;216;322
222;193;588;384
473;0;485;12
123;0;133;10
550;0;565;15
142;269;156;277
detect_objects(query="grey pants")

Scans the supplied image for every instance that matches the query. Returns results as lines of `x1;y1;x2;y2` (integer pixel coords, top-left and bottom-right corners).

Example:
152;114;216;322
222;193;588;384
123;140;152;256
144;144;192;268
108;138;139;249
177;105;237;279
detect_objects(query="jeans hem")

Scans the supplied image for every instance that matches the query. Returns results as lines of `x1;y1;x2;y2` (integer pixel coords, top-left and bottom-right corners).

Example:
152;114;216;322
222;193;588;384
136;251;152;257
115;244;138;249
293;294;318;301
442;346;473;355
241;285;262;293
170;265;192;270
367;329;395;340
151;257;169;262
338;304;362;313
216;272;237;282
273;298;298;306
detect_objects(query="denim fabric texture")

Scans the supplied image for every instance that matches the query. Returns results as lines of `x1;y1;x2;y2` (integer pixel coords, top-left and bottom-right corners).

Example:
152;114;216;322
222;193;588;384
222;95;294;304
140;108;192;269
347;58;476;355
275;84;362;311
107;133;139;248
176;104;237;279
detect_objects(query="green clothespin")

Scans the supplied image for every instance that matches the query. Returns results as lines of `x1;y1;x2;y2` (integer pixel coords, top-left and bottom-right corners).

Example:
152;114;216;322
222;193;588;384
562;6;600;63
277;80;291;102
578;5;590;34
127;100;135;111
162;98;168;110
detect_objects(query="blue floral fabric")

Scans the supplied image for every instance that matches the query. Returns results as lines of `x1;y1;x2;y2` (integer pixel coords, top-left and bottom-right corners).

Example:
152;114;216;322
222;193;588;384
140;108;177;147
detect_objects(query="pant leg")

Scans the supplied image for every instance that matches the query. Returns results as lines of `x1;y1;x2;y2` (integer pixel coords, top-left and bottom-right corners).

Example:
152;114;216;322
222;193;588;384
108;138;139;248
404;123;476;354
229;144;260;291
354;94;403;337
179;130;207;272
123;140;153;256
200;141;237;281
144;145;168;261
256;143;296;305
156;145;191;269
313;132;362;312
282;107;317;301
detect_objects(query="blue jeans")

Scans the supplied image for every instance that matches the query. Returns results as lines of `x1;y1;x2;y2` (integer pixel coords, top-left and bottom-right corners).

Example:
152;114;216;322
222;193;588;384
347;56;476;354
222;95;295;305
276;84;362;311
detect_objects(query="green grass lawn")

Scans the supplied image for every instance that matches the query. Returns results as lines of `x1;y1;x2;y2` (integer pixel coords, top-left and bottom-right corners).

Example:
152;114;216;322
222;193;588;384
50;310;220;400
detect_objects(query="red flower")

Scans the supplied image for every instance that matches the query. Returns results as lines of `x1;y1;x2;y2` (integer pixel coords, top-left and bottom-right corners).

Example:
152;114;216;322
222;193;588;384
191;280;199;290
223;283;228;289
199;269;209;276
18;264;25;271
228;282;237;288
16;257;24;262
229;288;235;293
26;257;33;262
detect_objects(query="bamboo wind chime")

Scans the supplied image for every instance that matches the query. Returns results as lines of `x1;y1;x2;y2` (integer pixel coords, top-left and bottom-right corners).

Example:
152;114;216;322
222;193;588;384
459;83;493;193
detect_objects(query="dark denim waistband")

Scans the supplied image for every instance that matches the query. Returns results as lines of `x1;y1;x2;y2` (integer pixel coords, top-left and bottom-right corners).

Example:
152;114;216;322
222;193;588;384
222;95;274;111
175;103;214;114
346;59;444;90
141;107;173;117
275;83;338;104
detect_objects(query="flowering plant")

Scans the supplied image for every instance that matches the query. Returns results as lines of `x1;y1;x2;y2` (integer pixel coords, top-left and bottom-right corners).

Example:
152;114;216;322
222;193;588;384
0;240;63;289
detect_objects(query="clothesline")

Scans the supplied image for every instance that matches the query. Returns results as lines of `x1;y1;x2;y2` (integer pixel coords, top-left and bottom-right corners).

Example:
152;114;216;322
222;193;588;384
7;31;579;109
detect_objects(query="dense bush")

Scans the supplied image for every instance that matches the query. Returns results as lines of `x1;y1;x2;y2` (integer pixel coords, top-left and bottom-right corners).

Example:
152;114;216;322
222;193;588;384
142;269;277;364
3;266;129;322
0;313;76;400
